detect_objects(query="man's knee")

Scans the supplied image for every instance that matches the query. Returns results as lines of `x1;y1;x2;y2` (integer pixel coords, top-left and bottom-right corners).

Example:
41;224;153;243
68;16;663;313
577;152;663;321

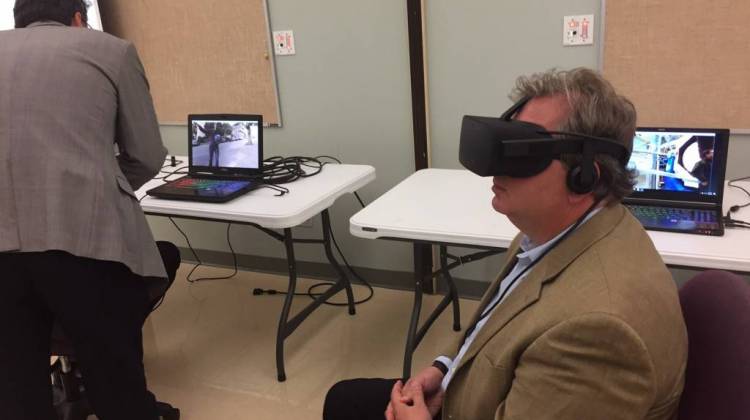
324;379;359;420
324;378;396;420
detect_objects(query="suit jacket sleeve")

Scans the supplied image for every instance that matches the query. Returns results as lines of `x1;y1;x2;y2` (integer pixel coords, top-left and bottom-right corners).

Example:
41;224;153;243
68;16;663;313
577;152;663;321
495;313;656;420
115;43;167;190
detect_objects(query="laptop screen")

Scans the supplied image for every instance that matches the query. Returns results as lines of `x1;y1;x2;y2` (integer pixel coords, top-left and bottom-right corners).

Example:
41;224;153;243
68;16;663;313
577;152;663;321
627;127;729;204
188;114;263;176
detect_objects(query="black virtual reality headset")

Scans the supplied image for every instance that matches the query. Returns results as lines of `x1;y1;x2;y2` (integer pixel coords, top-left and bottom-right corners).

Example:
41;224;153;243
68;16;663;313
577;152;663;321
459;97;631;179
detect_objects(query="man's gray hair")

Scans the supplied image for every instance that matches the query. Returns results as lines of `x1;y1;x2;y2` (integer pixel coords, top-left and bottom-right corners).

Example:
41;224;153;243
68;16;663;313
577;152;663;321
510;67;637;203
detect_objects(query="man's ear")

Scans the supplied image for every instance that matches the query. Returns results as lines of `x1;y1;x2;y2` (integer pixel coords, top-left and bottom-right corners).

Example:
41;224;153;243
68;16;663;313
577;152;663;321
70;11;84;28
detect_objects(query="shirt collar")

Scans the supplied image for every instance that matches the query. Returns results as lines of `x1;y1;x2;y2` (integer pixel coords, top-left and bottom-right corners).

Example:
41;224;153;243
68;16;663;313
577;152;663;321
26;21;67;29
517;206;603;264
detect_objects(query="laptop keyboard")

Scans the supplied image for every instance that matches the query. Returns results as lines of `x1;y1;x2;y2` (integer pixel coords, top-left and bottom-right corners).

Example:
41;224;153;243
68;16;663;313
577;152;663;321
627;205;717;223
173;178;238;190
626;204;721;234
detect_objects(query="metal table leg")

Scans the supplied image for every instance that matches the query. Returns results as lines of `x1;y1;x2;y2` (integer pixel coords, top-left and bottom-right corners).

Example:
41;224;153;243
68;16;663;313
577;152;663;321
403;270;424;379
321;210;356;316
440;246;461;332
275;210;357;381
276;227;297;382
401;246;503;378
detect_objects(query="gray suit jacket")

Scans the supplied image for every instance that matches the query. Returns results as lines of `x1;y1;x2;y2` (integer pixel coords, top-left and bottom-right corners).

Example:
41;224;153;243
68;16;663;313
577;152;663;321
0;21;168;279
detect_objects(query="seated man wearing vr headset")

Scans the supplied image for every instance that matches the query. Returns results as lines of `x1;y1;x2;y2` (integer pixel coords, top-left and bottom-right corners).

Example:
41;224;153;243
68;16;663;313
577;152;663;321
324;68;687;420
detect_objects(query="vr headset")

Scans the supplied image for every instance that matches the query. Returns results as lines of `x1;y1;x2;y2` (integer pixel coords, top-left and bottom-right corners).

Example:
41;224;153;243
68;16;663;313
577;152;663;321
458;97;631;192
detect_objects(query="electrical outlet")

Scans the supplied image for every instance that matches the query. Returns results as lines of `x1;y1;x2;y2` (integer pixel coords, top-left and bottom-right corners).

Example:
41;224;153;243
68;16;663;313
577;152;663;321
273;30;296;55
563;15;594;46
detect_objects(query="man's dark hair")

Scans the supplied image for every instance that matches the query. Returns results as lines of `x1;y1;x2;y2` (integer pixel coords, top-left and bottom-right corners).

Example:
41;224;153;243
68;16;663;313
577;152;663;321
14;0;88;29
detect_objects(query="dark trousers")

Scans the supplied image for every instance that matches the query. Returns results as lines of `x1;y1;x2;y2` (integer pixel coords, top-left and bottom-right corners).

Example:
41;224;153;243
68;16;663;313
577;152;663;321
209;144;220;166
0;242;180;420
324;378;398;420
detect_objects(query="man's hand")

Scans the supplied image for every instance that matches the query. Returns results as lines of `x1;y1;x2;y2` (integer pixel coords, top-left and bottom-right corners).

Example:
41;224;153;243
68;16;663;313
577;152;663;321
385;380;433;420
394;366;445;417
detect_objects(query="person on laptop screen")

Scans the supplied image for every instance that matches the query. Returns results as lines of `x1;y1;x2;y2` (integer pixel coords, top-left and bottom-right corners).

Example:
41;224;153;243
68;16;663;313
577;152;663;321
631;132;719;195
192;119;260;168
324;68;687;420
678;136;714;192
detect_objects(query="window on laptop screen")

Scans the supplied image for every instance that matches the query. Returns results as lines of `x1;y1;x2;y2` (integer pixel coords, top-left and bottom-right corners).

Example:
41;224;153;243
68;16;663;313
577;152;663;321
627;127;729;202
188;114;263;175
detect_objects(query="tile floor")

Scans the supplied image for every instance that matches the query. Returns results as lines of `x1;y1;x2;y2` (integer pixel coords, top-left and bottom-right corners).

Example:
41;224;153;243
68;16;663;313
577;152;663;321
141;263;480;420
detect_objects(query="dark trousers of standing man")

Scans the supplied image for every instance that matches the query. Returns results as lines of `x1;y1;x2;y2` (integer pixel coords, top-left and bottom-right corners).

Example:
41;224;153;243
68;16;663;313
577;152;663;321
209;144;220;167
0;242;180;420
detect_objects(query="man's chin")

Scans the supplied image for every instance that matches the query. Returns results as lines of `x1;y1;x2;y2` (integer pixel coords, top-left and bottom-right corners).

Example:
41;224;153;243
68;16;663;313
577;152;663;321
491;197;509;215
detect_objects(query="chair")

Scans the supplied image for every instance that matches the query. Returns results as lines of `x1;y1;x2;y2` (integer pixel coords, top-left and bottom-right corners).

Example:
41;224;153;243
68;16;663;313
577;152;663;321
50;241;182;420
678;270;750;420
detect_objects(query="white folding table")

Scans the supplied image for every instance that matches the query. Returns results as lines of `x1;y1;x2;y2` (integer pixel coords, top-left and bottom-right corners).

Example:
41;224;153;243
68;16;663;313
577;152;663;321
350;168;750;377
137;157;376;381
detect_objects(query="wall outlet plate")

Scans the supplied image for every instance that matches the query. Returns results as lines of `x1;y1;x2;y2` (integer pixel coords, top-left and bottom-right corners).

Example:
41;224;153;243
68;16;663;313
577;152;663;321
563;15;594;46
273;30;296;55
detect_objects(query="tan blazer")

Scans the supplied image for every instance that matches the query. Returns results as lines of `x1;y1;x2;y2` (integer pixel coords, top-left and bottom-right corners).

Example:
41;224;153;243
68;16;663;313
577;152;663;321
440;204;688;420
0;22;167;278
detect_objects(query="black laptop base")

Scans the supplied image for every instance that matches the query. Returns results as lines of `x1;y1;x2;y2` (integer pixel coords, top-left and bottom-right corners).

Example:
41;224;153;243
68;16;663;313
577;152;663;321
625;203;724;236
146;176;258;203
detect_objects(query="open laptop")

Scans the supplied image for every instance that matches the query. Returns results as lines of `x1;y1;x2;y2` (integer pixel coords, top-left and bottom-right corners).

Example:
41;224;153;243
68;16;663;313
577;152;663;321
623;127;729;236
147;114;263;203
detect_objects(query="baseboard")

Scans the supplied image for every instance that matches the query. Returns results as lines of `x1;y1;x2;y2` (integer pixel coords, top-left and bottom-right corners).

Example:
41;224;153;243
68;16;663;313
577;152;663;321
177;247;489;299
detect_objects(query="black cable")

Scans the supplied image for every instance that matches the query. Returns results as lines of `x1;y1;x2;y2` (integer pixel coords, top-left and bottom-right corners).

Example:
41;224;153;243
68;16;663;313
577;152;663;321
252;190;375;306
253;235;375;306
354;192;366;208
260;156;329;184
149;156;333;198
169;218;239;282
727;175;750;211
303;218;375;306
725;175;750;228
156;154;375;304
154;158;188;180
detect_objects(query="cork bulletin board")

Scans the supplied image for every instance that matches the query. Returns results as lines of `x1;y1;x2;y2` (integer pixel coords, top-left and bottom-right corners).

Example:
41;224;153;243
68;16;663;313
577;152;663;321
99;0;281;125
602;0;750;129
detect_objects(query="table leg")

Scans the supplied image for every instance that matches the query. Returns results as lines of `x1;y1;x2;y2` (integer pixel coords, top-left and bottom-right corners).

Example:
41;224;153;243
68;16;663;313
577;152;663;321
321;210;356;315
276;227;297;382
275;215;360;382
402;245;469;378
403;271;424;380
440;246;461;332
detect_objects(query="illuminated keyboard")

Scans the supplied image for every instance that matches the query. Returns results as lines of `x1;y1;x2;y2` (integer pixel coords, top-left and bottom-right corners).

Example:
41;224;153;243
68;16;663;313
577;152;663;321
627;205;717;224
173;178;238;190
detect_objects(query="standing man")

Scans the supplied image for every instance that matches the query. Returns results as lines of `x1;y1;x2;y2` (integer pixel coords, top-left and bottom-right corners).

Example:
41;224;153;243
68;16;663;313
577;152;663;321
0;1;178;419
209;132;222;167
324;68;688;420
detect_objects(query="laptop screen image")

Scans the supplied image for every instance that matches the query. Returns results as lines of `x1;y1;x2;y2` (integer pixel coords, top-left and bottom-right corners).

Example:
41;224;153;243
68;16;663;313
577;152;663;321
188;114;263;177
627;127;729;204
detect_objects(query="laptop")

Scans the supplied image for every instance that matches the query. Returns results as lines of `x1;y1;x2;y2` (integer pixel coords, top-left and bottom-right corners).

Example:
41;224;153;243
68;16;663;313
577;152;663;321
623;127;729;236
147;114;264;203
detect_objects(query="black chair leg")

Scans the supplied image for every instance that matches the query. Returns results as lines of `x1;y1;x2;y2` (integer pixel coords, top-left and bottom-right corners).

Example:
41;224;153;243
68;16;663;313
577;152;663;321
51;358;91;420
